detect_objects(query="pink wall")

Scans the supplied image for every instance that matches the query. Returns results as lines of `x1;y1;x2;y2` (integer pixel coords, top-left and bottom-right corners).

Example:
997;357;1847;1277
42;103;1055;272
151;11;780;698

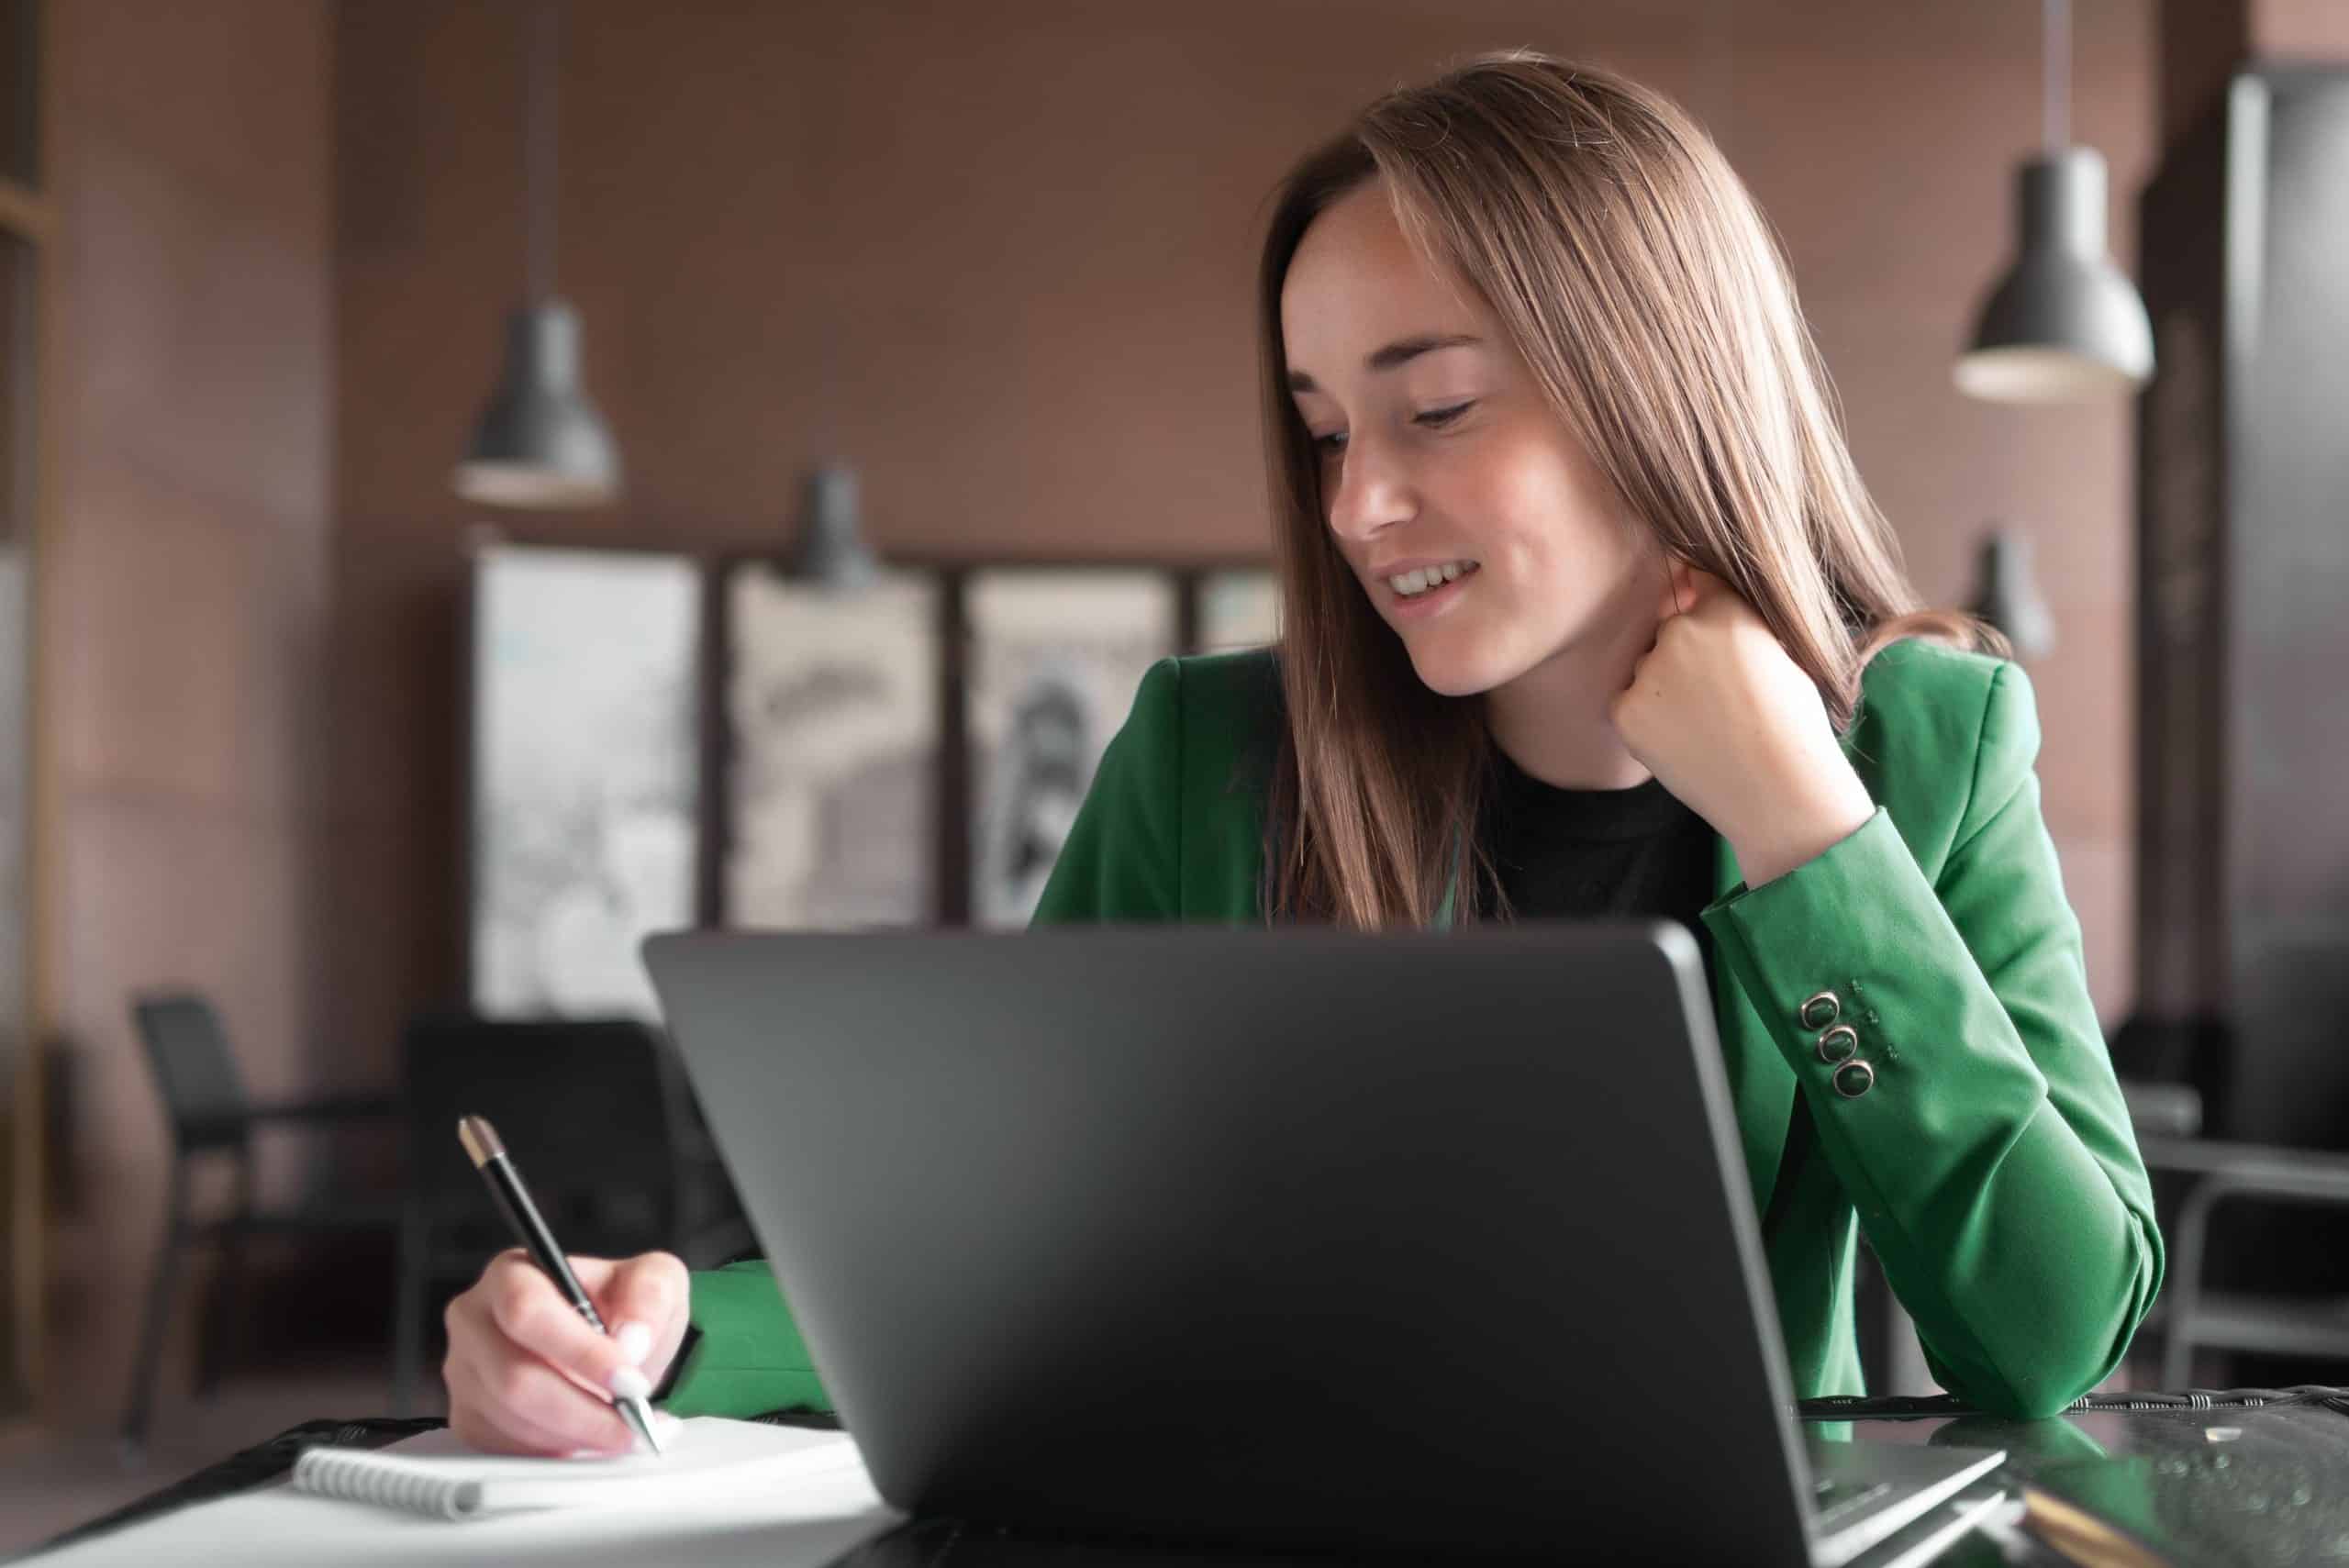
39;0;335;1425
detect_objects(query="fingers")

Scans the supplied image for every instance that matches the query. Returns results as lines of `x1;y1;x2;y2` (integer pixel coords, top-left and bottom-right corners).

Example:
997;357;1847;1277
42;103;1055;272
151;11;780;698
443;1250;695;1459
448;1345;634;1455
483;1251;660;1404
443;1283;638;1457
582;1251;692;1386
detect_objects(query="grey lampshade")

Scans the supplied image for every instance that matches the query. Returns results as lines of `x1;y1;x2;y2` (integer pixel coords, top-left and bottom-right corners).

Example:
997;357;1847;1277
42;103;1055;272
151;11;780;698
1955;148;2154;403
452;302;622;508
788;466;882;588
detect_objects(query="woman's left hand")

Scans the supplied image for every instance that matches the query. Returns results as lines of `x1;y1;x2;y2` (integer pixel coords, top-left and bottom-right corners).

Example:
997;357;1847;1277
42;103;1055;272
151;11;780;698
1609;562;1876;888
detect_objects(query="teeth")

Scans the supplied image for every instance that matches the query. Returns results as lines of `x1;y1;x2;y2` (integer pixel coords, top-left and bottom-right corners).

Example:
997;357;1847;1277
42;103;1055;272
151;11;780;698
1386;561;1475;597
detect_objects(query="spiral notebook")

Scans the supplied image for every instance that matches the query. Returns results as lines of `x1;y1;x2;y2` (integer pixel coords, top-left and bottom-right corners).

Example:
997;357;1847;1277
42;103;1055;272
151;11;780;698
290;1417;858;1520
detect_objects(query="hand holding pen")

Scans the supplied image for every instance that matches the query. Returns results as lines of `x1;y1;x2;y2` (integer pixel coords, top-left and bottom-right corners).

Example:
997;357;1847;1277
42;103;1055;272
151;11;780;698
441;1115;690;1456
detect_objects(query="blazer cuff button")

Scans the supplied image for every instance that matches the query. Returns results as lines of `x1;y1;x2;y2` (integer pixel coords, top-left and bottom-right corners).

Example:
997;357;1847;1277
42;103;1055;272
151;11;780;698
1816;1026;1859;1064
1832;1060;1876;1098
1800;991;1841;1029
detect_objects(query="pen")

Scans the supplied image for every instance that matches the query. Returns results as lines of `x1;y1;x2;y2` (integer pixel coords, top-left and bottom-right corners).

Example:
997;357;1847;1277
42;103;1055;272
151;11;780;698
457;1113;664;1456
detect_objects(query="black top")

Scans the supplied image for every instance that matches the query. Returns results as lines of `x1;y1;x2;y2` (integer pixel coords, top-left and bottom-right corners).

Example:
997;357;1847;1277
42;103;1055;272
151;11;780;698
1480;748;1720;985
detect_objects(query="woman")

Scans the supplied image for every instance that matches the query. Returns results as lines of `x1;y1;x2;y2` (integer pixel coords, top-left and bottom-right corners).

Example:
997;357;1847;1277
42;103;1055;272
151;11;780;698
440;52;2161;1455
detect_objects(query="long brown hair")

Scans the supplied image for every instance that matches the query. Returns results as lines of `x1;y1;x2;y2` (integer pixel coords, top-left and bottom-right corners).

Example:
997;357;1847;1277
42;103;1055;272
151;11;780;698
1259;50;1997;929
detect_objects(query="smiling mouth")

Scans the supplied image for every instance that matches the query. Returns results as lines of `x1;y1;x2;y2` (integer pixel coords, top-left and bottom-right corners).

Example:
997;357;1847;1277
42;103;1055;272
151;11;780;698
1386;561;1479;598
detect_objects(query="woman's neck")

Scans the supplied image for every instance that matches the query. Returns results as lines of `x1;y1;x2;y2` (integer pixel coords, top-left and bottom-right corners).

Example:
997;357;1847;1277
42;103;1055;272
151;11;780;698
1482;617;1655;792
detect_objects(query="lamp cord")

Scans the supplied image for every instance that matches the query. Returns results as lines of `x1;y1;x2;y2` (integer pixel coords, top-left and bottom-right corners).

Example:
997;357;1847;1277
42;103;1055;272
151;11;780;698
2043;0;2070;152
526;0;557;305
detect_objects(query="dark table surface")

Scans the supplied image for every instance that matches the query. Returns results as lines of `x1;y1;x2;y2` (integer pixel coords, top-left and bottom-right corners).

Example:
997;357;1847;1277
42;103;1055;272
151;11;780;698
1820;1391;2349;1568
27;1389;2349;1566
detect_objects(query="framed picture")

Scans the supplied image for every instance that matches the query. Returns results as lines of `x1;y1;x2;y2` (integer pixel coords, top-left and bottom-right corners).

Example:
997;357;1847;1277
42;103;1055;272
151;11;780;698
722;565;941;929
1195;566;1280;652
964;569;1179;927
468;544;702;1018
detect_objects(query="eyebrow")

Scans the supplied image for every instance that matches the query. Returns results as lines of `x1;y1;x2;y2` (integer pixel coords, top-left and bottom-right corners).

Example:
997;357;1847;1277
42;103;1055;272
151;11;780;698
1286;333;1484;395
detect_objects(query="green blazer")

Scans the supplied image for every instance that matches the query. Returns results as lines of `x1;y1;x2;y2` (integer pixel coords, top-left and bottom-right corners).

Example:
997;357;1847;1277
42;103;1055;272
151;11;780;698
666;638;2162;1421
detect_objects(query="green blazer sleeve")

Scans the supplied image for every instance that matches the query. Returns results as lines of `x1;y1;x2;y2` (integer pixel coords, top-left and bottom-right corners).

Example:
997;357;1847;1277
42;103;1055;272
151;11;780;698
1699;662;2163;1418
661;1258;829;1417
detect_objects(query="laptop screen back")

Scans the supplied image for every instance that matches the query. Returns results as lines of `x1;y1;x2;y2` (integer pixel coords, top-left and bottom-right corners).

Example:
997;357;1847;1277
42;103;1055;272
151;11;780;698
647;923;1814;1562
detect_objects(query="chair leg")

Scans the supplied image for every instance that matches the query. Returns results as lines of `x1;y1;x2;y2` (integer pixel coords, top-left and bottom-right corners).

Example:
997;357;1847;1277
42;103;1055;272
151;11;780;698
120;1162;193;1459
390;1207;426;1418
2164;1175;2218;1389
196;1158;255;1397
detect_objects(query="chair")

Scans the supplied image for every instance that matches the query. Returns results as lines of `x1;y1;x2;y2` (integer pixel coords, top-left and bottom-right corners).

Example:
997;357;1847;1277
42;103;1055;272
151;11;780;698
2139;1133;2349;1385
391;1014;686;1415
658;1040;758;1268
2100;1076;2349;1385
121;991;399;1455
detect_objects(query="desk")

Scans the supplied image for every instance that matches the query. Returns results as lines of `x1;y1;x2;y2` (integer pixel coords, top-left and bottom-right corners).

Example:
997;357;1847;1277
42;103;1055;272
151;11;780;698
28;1392;2349;1565
1820;1389;2349;1567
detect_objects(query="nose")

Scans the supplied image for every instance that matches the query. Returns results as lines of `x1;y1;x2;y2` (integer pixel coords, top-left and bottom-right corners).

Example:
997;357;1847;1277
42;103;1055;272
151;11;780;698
1323;435;1415;547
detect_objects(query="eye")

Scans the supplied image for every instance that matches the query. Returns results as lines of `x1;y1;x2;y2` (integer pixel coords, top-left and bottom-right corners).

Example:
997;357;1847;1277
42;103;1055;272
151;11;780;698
1308;400;1474;458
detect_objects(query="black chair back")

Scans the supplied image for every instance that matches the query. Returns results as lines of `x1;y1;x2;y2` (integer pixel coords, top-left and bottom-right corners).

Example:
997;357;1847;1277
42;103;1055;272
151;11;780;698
131;992;253;1152
400;1014;681;1263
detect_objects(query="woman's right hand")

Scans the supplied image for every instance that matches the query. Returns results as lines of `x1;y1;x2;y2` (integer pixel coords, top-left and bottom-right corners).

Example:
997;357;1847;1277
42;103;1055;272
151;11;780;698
442;1248;692;1455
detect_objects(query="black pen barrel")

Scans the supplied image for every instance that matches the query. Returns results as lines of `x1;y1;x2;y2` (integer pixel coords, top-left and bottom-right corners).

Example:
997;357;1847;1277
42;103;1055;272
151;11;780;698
479;1153;605;1328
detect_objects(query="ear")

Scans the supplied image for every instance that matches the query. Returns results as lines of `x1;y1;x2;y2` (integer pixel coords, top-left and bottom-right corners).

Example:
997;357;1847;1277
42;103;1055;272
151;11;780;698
1658;555;1697;620
1681;564;1731;605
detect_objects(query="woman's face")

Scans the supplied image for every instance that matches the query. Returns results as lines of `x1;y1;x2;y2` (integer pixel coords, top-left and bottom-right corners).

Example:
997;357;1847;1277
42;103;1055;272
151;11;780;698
1280;181;1660;699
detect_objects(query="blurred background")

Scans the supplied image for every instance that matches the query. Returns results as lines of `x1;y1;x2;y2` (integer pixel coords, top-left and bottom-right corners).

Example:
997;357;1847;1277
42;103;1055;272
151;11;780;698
2;0;2346;1552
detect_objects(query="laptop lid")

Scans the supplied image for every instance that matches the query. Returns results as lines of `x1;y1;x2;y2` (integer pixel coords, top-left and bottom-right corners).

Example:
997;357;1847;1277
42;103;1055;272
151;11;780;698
646;923;1819;1562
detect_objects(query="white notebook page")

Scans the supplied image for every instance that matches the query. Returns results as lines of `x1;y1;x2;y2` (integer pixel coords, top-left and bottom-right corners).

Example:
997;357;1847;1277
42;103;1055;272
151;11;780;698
294;1415;850;1517
38;1418;900;1568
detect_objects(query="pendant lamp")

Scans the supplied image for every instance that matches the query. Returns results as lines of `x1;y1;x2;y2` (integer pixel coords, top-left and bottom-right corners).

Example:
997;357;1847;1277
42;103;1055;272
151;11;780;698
453;1;621;507
787;465;882;589
1954;0;2154;403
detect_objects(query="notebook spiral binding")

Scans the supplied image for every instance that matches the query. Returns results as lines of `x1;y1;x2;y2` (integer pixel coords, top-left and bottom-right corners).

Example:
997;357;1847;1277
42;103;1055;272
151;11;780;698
291;1446;487;1520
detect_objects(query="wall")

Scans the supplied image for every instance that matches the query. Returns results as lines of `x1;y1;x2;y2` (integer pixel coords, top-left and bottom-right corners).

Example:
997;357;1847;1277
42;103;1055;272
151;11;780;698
39;0;335;1426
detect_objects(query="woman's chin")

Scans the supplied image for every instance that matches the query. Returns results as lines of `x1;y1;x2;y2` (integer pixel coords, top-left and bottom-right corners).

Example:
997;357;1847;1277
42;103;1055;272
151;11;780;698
1403;640;1517;700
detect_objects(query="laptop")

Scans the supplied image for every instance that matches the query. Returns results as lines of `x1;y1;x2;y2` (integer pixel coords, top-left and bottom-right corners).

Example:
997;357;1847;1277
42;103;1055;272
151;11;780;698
644;923;2004;1564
